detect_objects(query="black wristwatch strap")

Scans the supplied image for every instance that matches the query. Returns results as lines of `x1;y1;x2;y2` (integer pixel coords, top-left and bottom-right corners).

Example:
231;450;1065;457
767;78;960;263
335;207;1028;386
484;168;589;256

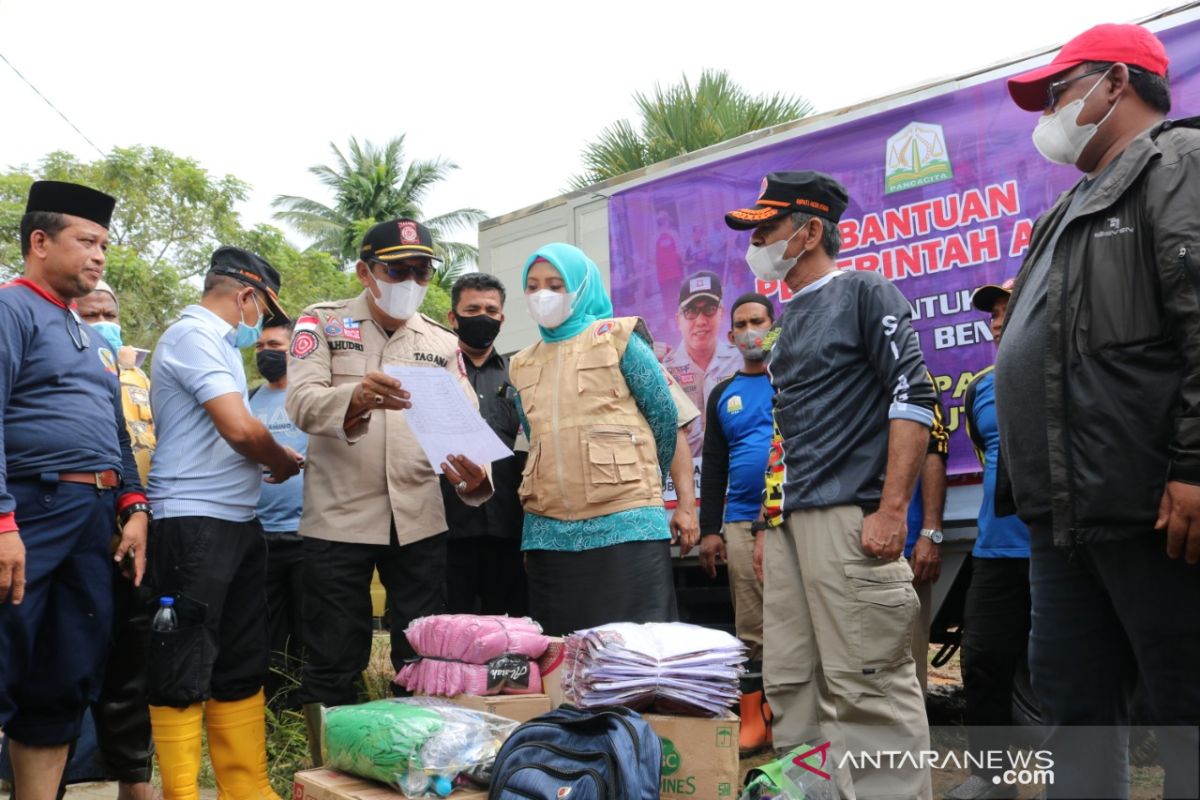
750;521;767;534
120;502;152;526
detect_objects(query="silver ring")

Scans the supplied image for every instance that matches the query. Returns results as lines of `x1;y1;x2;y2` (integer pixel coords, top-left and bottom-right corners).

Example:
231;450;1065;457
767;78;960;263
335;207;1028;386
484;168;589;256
456;480;468;492
374;394;384;406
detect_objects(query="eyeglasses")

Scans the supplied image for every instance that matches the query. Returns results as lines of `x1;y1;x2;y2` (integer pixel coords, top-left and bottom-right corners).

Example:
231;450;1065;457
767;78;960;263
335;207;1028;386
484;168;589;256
1044;65;1112;110
66;308;90;351
682;302;720;320
370;259;435;283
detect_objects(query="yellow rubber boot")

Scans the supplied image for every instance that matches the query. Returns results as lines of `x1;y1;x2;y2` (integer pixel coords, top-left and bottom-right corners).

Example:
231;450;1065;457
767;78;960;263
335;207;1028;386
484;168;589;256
149;704;204;800
205;690;282;800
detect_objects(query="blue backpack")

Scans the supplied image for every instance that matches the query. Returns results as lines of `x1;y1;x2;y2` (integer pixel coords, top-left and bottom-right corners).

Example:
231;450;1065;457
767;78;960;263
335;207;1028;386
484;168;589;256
488;704;661;800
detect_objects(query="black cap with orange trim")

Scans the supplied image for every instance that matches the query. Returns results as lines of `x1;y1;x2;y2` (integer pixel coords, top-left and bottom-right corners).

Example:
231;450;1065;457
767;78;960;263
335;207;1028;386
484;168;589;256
208;246;287;326
360;218;443;264
725;171;850;231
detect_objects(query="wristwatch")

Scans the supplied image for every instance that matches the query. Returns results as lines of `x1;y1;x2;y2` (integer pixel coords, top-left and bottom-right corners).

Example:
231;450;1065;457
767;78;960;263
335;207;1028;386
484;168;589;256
750;521;768;534
119;502;153;527
919;528;944;544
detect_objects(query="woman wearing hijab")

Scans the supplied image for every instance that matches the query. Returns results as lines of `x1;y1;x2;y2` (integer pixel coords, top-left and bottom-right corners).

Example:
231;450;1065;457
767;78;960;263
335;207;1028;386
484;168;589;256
509;243;679;636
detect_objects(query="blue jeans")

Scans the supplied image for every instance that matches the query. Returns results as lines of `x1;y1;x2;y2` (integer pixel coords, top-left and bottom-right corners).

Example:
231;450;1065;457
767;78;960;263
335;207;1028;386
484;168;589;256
1029;520;1200;798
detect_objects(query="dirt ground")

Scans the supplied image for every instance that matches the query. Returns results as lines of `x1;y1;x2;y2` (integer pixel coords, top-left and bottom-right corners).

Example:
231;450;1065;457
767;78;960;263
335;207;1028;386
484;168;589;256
737;652;1166;799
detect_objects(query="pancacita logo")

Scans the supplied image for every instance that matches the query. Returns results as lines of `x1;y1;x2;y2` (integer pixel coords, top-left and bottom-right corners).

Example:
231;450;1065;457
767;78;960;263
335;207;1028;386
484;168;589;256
885;122;954;194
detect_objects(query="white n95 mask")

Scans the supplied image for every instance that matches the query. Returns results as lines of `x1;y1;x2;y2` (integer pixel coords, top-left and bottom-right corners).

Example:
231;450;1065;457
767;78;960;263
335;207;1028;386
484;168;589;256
745;227;803;281
375;279;426;320
1032;69;1119;166
527;289;575;328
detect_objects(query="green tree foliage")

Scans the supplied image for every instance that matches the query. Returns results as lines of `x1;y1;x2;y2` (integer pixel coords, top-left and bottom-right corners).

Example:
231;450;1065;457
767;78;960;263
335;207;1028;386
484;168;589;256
419;281;451;324
0;147;372;357
570;69;813;189
271;136;486;289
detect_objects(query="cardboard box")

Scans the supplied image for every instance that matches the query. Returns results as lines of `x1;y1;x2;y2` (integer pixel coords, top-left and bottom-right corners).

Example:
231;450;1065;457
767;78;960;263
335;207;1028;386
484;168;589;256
644;712;741;799
537;637;567;709
440;692;551;723
293;768;487;800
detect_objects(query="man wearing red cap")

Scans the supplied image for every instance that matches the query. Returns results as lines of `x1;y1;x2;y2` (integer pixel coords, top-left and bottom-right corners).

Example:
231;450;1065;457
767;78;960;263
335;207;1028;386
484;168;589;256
1000;23;1200;798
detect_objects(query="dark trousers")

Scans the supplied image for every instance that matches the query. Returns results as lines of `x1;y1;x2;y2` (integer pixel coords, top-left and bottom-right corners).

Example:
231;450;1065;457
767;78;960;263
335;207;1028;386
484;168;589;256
0;480;114;745
300;530;447;708
1;556;155;792
146;516;270;704
960;556;1031;777
93;574;155;782
526;539;678;638
1029;521;1200;799
445;536;528;617
263;534;305;710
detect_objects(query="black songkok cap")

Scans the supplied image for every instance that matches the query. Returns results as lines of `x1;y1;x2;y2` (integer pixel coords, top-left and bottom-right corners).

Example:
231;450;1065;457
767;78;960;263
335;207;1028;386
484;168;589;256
25;180;116;229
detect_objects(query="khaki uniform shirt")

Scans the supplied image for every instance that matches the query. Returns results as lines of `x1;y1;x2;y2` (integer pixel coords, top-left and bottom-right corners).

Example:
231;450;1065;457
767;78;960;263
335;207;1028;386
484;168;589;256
662;338;741;456
286;292;492;545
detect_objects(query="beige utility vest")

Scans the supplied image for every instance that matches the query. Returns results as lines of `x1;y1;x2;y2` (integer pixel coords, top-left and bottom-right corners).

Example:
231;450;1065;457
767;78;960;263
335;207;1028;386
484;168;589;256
510;317;663;520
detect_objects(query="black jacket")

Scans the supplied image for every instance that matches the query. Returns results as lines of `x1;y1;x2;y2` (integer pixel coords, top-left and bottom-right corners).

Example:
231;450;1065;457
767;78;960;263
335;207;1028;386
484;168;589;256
440;350;526;540
997;117;1200;547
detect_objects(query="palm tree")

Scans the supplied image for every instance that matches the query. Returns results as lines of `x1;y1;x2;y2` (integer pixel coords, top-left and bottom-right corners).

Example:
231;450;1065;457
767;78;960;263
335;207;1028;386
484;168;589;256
272;137;485;279
570;70;813;189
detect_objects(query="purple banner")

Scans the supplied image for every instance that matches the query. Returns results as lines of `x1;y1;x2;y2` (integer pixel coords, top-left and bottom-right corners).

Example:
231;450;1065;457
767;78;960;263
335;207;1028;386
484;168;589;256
609;17;1200;477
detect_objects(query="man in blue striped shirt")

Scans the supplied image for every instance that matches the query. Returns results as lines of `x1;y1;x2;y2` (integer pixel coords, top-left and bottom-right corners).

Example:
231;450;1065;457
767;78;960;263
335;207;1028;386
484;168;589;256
146;248;300;800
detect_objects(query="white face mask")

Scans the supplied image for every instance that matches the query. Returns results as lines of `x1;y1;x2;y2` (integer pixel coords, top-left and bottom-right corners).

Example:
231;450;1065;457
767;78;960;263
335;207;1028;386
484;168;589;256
374;278;426;320
745;226;804;281
526;289;576;329
1032;69;1119;166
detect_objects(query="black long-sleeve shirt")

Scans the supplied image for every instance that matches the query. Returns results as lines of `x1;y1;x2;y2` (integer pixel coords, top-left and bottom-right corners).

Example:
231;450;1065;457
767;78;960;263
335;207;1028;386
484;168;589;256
767;270;937;513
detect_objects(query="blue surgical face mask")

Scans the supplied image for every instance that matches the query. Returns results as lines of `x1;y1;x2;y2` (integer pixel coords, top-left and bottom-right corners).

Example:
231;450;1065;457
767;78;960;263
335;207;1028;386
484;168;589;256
234;292;265;349
91;321;123;353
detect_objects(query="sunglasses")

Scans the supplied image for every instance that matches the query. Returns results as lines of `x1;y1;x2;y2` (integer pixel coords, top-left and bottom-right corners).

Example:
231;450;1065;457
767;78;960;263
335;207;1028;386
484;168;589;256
66;307;90;351
682;302;720;320
370;259;435;283
1044;65;1120;110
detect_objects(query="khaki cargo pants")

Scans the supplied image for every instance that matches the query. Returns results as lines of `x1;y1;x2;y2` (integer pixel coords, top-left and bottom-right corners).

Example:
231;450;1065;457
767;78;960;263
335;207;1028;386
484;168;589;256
763;506;932;800
725;520;764;661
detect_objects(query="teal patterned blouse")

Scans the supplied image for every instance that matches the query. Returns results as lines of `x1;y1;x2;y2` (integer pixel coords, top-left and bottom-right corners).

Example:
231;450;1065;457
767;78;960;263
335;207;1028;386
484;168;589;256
516;332;677;552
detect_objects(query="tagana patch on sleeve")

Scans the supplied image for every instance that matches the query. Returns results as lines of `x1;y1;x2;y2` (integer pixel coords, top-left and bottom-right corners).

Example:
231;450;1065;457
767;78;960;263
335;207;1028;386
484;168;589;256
290;330;319;359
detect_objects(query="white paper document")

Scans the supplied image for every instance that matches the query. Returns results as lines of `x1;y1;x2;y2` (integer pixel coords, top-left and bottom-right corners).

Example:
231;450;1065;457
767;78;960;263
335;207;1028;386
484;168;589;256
383;365;513;474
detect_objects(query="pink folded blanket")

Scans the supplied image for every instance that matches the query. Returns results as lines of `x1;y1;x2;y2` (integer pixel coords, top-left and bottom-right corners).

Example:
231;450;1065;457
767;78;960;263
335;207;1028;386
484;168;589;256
396;658;544;696
394;615;551;696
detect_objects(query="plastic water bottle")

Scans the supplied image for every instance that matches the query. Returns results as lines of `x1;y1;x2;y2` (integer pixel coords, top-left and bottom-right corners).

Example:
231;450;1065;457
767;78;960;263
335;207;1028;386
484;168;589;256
152;596;178;632
398;771;454;798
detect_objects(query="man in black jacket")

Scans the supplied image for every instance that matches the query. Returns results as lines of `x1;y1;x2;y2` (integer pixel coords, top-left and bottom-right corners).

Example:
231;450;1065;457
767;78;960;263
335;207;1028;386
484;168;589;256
441;273;526;616
1000;22;1200;799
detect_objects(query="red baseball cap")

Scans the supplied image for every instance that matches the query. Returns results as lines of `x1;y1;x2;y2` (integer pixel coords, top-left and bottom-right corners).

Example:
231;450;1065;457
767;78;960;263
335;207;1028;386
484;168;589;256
1007;23;1169;112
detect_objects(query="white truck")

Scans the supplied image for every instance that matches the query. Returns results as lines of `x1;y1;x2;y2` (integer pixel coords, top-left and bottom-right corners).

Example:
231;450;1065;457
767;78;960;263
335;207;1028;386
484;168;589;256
475;4;1200;708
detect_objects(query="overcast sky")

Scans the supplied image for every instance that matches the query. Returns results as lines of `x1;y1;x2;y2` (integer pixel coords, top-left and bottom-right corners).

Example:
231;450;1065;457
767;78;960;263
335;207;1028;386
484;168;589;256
2;0;1182;250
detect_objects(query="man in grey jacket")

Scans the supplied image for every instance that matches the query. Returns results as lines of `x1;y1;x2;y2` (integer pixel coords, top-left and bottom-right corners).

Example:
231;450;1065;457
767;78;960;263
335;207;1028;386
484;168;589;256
729;172;937;800
1001;23;1200;799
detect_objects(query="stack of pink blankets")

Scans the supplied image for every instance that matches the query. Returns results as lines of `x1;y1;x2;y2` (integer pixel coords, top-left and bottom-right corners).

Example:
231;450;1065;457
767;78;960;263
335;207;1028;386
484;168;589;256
394;615;551;696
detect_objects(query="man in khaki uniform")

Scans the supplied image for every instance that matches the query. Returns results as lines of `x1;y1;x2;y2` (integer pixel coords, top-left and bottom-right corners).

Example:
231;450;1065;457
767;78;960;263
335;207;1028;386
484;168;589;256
286;219;492;723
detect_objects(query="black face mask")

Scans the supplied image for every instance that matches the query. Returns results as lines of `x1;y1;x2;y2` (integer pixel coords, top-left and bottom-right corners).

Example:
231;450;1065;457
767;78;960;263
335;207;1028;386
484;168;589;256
454;313;502;350
256;349;288;383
